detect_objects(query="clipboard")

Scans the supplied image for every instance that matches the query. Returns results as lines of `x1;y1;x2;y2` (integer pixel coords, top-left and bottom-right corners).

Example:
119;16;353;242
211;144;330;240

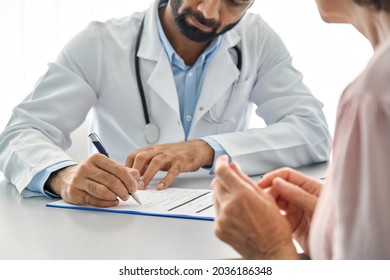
47;188;215;221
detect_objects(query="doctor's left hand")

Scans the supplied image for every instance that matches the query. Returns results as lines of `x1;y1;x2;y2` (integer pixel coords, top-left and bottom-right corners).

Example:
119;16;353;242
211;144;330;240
125;140;214;190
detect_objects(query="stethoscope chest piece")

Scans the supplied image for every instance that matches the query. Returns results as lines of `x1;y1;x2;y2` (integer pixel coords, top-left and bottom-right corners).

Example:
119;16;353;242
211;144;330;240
144;122;160;144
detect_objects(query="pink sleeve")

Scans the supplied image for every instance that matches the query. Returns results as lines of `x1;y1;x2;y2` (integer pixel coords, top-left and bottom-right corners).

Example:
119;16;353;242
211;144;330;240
311;90;390;259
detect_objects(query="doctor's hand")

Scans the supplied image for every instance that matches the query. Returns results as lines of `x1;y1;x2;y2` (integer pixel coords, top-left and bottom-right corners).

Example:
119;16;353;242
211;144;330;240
259;168;323;255
45;153;140;207
212;155;299;260
125;140;214;190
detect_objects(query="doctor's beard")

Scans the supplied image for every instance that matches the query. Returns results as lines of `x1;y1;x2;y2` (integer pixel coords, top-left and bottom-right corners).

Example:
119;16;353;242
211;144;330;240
170;0;240;43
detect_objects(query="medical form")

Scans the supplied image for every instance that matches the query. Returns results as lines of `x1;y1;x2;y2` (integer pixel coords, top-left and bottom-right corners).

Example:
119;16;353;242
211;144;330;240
47;188;215;221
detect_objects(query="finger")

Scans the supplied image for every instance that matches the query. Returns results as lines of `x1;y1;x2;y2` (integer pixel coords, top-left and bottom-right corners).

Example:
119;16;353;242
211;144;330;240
136;176;147;190
124;148;151;169
229;161;258;190
276;197;289;212
212;193;221;215
229;161;241;173
91;154;138;196
78;159;130;201
129;149;161;174
215;156;258;193
64;171;120;202
259;168;295;188
63;187;89;205
210;176;221;192
264;186;281;200
216;156;256;189
125;152;136;169
259;167;315;191
84;170;130;201
84;194;120;208
211;176;230;218
141;154;176;188
211;176;231;203
273;177;317;215
83;178;129;202
155;166;181;190
126;167;140;181
215;154;230;170
64;186;119;208
126;167;140;193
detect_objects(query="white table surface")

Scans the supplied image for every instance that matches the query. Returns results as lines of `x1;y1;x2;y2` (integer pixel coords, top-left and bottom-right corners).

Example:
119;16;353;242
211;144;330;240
0;162;327;260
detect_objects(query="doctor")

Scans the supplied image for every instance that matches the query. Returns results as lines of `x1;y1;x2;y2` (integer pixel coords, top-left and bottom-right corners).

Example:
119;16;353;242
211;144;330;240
0;0;331;207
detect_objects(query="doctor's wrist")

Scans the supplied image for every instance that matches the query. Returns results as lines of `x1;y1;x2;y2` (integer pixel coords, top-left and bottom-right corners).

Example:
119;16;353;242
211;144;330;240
44;165;75;197
44;169;63;197
197;139;214;168
43;181;58;197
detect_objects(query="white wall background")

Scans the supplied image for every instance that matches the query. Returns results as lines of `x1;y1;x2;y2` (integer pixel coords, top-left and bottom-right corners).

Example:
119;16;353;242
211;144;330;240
0;0;373;157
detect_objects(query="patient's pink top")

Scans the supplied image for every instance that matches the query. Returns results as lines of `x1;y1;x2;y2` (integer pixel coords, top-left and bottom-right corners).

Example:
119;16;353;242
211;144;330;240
310;37;390;259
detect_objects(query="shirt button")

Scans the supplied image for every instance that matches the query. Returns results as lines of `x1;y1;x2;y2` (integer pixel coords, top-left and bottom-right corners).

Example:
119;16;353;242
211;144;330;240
199;106;204;111
185;115;192;122
188;72;193;78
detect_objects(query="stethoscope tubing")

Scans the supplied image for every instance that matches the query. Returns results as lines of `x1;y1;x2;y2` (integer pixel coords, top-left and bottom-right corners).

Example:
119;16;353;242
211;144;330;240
135;17;150;125
134;15;242;143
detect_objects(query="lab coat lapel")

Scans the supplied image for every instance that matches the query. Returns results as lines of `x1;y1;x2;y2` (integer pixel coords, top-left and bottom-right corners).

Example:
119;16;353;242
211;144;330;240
192;41;240;126
136;6;180;116
147;51;180;115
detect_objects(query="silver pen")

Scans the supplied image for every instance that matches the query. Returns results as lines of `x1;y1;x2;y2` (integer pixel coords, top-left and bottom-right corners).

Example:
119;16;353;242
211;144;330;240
88;132;142;205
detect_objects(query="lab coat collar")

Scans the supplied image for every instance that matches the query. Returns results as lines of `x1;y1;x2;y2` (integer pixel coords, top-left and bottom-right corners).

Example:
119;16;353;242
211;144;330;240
137;1;180;114
136;0;242;124
136;0;164;62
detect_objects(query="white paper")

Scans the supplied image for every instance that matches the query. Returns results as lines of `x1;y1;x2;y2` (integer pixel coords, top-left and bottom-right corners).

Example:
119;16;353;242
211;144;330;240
47;188;215;220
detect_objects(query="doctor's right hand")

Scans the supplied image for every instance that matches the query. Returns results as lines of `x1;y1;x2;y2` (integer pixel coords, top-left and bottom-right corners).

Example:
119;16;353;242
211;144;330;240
45;153;140;207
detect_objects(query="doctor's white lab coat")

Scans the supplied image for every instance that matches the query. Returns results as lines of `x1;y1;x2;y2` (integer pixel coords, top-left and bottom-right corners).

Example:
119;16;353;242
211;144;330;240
0;1;331;195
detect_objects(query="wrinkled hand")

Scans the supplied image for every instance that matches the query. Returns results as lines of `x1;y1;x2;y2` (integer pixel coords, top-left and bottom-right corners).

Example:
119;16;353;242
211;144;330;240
259;168;323;255
125;140;214;190
212;155;299;260
46;153;140;207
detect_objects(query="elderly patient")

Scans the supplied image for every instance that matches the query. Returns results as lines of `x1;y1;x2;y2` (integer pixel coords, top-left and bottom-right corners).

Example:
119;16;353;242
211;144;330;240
212;0;390;260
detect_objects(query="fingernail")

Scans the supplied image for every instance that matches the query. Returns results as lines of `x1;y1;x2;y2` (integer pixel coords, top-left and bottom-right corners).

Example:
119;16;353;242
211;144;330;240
156;183;165;190
274;177;286;187
137;181;145;189
230;162;241;173
129;187;137;194
137;177;145;189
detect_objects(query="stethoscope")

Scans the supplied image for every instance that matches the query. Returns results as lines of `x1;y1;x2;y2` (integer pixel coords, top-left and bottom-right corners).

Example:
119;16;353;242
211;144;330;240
135;16;242;144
